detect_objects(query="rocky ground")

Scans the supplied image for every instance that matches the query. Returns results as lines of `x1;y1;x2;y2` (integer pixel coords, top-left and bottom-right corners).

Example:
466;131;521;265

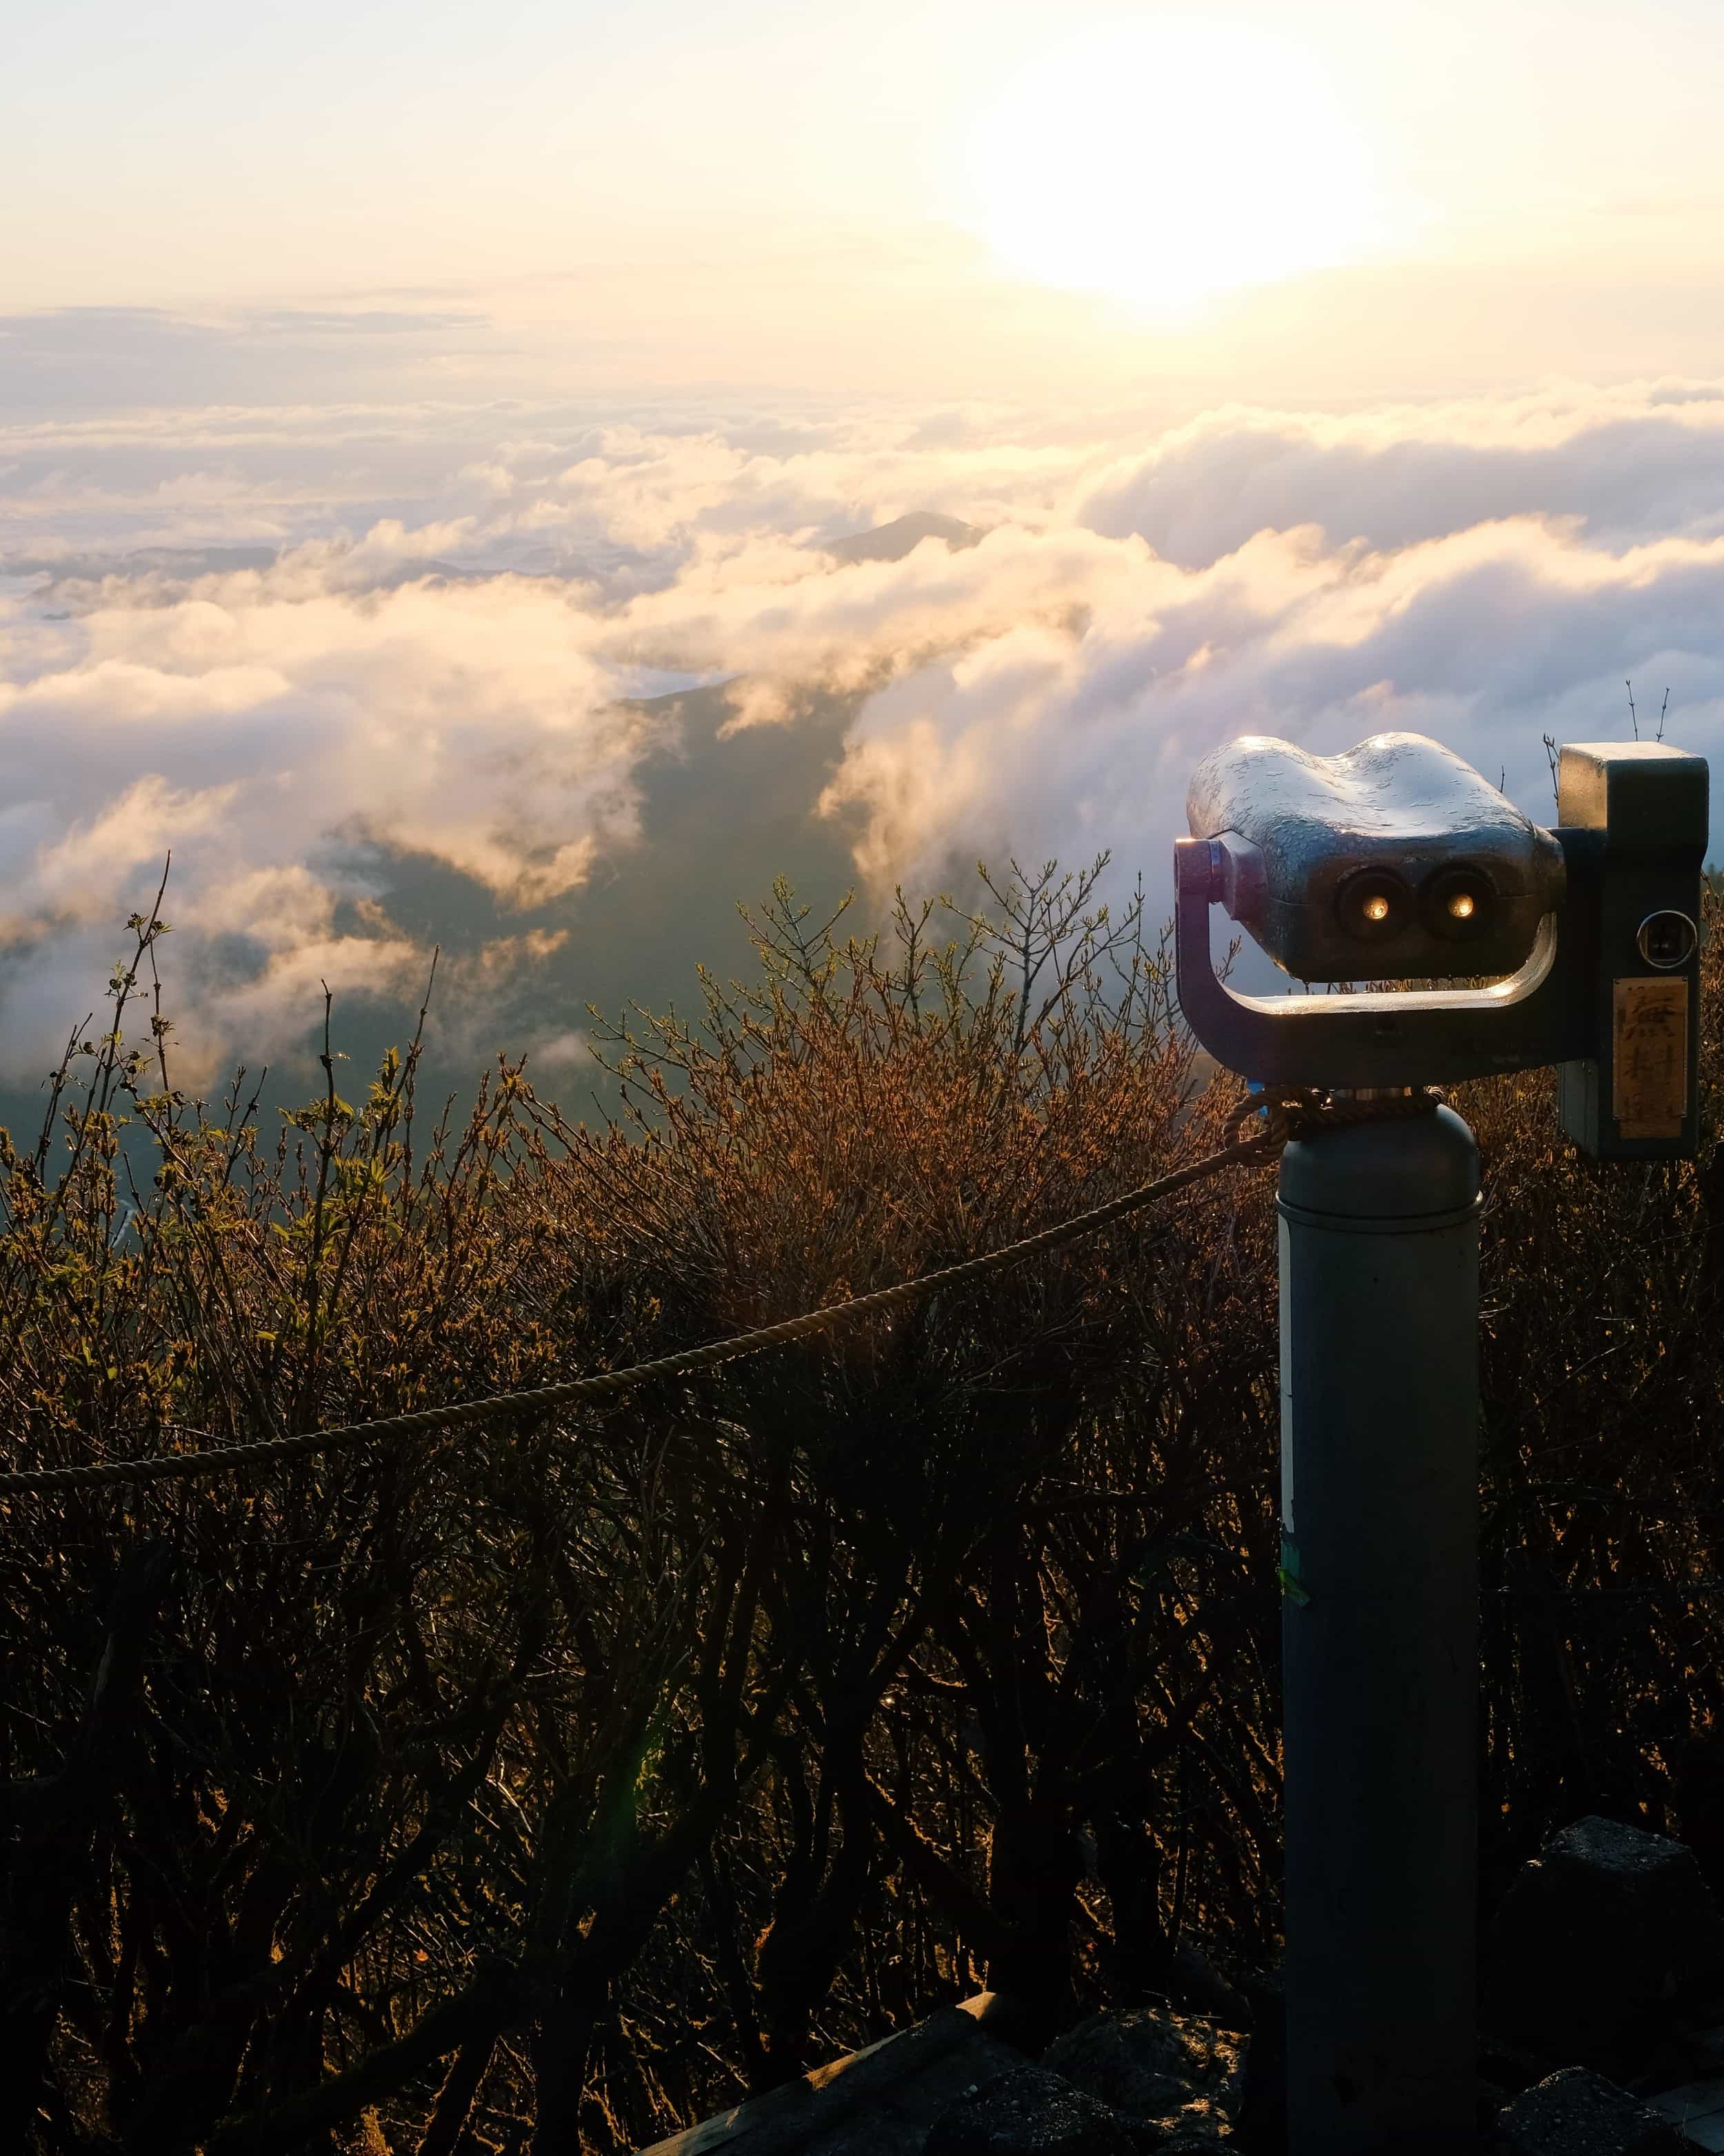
641;1812;1724;2156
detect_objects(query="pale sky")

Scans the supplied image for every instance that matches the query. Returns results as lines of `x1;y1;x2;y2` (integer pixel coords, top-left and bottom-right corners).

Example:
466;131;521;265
8;0;1724;397
5;1;1724;1118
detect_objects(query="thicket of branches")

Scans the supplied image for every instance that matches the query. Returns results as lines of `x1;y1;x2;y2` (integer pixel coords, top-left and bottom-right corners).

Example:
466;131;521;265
1;859;1721;2155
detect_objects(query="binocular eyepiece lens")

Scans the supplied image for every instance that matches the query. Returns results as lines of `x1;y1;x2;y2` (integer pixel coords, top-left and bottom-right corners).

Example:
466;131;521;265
1423;865;1494;943
1334;864;1498;952
1336;870;1411;943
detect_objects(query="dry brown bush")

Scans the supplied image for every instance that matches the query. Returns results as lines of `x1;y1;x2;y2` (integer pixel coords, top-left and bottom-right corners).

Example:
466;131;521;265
0;859;1718;2153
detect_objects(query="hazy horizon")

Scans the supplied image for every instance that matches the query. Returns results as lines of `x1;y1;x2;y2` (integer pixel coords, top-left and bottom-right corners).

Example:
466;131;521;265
7;1;1724;1123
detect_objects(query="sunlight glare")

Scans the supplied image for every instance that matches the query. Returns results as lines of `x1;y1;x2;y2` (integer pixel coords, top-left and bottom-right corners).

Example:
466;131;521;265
957;20;1381;316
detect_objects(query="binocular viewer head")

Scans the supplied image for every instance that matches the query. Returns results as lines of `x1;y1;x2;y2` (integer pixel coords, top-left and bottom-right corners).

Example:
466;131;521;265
1187;732;1566;984
1176;729;1709;1159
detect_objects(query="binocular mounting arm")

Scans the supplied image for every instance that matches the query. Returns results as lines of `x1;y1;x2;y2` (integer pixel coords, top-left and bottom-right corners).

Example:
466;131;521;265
1174;830;1598;1090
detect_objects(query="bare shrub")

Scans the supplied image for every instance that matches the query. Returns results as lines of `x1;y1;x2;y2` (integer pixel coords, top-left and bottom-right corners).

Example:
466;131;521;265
0;859;1718;2152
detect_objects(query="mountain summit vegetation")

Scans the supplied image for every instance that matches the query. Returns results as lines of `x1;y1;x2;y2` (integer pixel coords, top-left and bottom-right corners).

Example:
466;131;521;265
2;861;1721;2154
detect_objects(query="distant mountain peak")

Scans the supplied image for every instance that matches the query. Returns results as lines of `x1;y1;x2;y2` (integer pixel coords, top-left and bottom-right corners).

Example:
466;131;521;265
821;511;984;566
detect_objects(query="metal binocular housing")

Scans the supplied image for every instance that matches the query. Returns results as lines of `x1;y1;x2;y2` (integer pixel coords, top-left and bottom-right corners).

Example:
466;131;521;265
1176;730;1708;1159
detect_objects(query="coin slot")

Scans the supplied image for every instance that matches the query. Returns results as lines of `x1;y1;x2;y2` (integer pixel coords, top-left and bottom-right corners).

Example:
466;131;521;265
1636;910;1697;970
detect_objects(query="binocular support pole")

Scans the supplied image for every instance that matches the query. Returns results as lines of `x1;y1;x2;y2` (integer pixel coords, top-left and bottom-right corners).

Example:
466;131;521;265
1176;733;1705;2150
1277;1105;1482;2156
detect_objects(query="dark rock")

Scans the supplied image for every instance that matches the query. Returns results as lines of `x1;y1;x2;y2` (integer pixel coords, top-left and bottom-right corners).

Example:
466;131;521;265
1042;2008;1243;2146
1482;1816;1724;2070
923;2065;1135;2155
1132;2095;1231;2147
1493;2067;1692;2153
1167;1946;1250;2031
637;1992;1034;2155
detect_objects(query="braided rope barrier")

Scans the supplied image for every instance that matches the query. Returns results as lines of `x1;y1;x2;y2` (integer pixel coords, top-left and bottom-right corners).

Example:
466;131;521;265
0;1087;1443;1497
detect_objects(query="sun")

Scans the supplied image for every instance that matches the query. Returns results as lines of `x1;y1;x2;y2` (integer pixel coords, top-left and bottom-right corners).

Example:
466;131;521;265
955;19;1381;317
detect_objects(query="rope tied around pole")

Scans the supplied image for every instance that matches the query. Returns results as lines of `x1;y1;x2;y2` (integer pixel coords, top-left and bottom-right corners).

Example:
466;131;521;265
0;1086;1446;1497
1230;1084;1447;1150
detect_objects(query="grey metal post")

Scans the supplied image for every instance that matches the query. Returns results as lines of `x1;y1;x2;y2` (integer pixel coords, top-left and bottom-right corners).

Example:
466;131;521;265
1276;1104;1482;2156
1175;732;1705;2149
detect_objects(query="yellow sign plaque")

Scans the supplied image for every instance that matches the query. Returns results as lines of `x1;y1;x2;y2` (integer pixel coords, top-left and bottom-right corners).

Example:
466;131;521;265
1613;977;1689;1139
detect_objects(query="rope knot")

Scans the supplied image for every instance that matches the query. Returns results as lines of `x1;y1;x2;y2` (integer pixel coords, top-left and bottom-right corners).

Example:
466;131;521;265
1230;1084;1447;1149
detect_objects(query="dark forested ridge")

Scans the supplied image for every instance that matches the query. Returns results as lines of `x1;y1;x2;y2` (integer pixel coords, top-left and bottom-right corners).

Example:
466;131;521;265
3;862;1722;2153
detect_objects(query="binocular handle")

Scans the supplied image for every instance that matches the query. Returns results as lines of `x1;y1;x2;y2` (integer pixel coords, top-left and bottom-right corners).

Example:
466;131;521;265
1174;832;1592;1090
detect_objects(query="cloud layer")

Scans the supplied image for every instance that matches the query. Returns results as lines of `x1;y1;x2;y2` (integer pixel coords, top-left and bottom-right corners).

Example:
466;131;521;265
4;361;1724;1100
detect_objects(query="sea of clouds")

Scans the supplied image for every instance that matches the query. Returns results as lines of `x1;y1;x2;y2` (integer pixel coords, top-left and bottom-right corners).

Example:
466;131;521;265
4;318;1724;1108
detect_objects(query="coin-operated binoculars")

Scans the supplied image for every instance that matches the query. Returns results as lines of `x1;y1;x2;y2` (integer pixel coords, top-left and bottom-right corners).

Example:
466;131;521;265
1175;733;1707;2156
